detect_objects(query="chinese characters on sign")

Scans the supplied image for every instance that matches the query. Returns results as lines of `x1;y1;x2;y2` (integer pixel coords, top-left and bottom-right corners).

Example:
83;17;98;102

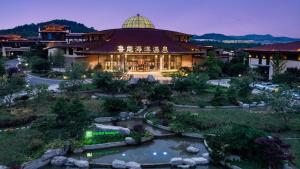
117;45;168;53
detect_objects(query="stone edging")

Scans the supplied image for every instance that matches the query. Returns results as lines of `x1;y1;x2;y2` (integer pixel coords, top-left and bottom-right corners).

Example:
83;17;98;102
173;102;266;109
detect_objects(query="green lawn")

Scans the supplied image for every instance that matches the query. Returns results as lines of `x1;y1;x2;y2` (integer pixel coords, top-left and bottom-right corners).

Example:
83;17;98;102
0;129;44;166
171;86;230;106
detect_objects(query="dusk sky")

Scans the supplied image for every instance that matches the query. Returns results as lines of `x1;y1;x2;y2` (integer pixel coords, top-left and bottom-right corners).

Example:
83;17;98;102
1;0;300;38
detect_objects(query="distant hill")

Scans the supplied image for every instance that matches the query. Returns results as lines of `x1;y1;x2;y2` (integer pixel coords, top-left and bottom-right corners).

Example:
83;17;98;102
0;19;97;37
192;33;300;44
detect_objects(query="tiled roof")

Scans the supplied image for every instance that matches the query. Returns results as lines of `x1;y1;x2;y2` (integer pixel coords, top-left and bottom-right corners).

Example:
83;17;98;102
244;41;300;52
54;28;201;54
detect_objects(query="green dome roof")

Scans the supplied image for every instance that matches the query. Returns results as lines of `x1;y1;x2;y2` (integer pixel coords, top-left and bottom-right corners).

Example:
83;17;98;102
122;14;155;29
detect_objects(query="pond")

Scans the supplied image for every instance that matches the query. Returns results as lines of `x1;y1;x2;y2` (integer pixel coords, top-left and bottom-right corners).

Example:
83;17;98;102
70;137;222;168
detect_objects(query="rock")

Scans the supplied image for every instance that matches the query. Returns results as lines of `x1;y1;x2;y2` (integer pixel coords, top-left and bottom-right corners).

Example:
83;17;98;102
177;164;190;169
112;159;127;169
22;159;50;169
186;146;200;153
242;104;249;108
183;158;196;166
170;157;183;166
95;124;130;135
51;156;67;166
128;112;135;118
125;137;135;145
0;165;8;169
65;158;76;166
231;165;242;169
74;160;89;168
91;95;97;99
126;161;141;169
191;157;209;165
41;149;64;161
73;148;84;154
119;112;129;120
283;163;292;169
202;153;210;159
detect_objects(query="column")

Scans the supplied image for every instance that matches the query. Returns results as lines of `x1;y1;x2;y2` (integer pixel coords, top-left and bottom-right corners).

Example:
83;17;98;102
155;55;158;71
168;55;171;70
159;55;164;71
110;54;113;71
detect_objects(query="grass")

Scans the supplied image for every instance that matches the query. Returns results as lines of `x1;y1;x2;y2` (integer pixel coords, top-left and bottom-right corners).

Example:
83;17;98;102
165;109;300;167
171;85;230;106
285;139;300;167
171;109;300;132
0;129;44;166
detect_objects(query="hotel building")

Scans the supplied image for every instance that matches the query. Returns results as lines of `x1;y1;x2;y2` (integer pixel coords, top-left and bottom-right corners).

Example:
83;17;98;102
48;14;209;72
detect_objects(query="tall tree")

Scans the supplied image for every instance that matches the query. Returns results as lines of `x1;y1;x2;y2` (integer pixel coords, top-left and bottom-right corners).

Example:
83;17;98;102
0;75;26;107
60;62;87;91
272;53;287;76
0;59;5;76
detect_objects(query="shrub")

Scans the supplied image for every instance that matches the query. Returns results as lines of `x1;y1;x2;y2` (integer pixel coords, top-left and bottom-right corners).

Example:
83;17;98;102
206;125;266;162
160;101;174;118
255;136;294;169
31;57;50;73
103;97;127;114
29;138;44;150
198;100;206;108
211;87;227;106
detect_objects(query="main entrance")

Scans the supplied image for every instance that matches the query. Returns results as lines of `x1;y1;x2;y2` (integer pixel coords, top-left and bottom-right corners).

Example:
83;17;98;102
126;55;159;72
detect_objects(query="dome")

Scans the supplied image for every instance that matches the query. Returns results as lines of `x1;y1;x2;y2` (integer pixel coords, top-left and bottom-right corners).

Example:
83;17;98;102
122;14;155;29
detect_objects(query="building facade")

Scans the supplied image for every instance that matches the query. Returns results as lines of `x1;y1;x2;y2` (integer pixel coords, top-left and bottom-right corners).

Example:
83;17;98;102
245;41;300;79
49;14;208;72
0;35;36;57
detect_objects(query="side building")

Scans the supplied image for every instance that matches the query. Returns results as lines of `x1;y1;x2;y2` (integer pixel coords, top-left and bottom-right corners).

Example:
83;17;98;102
0;35;36;57
245;41;300;80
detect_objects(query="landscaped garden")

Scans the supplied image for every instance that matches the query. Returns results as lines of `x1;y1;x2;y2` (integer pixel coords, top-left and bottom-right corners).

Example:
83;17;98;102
0;51;300;169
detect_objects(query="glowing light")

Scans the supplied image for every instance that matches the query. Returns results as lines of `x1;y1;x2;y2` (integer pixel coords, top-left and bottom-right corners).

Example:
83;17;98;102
85;131;93;139
163;152;167;155
87;153;93;157
122;153;126;157
153;152;157;156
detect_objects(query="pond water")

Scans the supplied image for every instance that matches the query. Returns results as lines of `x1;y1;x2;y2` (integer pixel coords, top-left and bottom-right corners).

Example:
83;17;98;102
72;137;221;168
43;120;224;168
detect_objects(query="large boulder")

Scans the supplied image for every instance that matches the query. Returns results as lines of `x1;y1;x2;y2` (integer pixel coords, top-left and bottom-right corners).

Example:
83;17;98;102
74;160;89;168
22;159;50;169
191;157;209;165
112;159;127;169
95;124;130;135
125;137;135;145
183;158;196;166
202;153;210;159
41;149;65;161
51;156;67;166
126;161;141;169
0;165;8;169
170;157;183;166
186;146;200;153
119;112;129;120
65;158;76;166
